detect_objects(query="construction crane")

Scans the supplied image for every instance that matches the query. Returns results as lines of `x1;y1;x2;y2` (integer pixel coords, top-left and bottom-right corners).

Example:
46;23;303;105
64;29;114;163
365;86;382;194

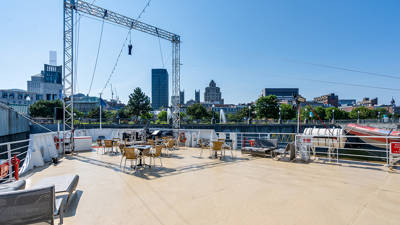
63;0;181;151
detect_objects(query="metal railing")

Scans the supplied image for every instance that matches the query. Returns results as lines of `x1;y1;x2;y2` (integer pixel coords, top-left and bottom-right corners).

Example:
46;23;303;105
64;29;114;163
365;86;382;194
0;139;30;182
216;131;400;169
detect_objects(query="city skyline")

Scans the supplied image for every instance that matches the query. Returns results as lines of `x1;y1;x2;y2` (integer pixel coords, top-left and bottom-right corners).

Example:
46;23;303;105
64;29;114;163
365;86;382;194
1;0;399;105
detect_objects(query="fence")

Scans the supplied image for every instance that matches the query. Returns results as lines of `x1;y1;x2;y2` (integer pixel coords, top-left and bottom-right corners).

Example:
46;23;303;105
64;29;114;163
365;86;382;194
0;139;30;183
217;131;400;169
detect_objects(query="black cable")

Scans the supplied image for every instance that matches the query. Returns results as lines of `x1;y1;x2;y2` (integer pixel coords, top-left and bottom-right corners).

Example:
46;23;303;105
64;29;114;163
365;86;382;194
283;58;400;80
100;0;153;95
88;19;105;96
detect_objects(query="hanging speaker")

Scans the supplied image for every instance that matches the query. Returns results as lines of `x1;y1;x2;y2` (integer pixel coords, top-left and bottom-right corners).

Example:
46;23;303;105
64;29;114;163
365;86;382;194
54;107;63;120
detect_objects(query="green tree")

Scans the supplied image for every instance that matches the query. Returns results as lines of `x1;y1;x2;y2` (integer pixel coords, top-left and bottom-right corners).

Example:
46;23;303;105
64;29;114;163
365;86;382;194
158;111;168;122
325;107;349;120
88;107;101;119
29;100;63;118
126;87;151;121
255;95;279;119
349;106;374;119
117;107;130;119
280;104;296;120
301;106;326;120
187;103;209;120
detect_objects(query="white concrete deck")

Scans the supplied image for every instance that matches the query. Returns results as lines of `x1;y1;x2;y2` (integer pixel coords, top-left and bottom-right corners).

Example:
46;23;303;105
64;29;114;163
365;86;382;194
24;147;400;225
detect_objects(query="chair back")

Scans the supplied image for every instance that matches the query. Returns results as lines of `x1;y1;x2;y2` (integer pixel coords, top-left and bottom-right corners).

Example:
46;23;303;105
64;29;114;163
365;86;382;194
154;145;163;157
119;144;126;155
96;139;103;147
147;139;155;146
0;185;55;225
124;147;137;159
212;141;223;151
104;140;113;148
167;139;175;148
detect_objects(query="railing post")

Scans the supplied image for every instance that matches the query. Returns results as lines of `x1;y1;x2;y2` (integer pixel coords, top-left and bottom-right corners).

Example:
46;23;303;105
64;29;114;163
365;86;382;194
7;143;12;182
386;136;389;167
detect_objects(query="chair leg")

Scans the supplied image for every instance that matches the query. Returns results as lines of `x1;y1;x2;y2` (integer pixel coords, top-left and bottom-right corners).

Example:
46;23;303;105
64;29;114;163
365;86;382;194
159;157;163;167
123;159;127;172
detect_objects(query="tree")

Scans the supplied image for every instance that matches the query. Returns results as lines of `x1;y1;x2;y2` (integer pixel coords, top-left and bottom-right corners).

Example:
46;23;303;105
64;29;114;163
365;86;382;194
187;103;209;120
158;111;168;122
349;106;374;119
325;107;349;120
126;87;151;120
280;104;296;120
301;106;326;120
88;107;101;119
117;107;130;119
255;95;279;119
29;100;63;118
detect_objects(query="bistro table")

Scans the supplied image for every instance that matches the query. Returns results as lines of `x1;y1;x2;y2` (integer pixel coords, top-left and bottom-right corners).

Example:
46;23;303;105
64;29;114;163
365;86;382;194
130;145;152;168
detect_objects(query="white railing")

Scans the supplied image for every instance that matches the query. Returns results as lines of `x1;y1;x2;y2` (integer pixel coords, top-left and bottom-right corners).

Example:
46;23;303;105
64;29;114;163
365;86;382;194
0;139;30;182
217;131;400;169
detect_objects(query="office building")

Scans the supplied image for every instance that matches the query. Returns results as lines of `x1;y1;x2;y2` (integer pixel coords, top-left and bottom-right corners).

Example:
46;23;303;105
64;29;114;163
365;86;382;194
180;91;185;105
27;64;63;101
339;99;356;107
195;90;200;103
151;69;169;109
314;93;339;107
0;89;38;105
358;97;378;107
261;88;299;104
204;80;224;104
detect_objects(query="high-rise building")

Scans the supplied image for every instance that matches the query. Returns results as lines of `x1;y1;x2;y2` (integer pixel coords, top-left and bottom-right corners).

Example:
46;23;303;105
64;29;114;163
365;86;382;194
179;91;185;105
151;69;169;109
261;88;299;104
195;90;200;103
314;93;339;107
27;64;63;101
49;51;57;66
204;80;224;104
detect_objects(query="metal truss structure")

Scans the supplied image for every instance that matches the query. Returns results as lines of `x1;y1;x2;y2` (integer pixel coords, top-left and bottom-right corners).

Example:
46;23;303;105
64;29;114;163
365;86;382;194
63;0;182;149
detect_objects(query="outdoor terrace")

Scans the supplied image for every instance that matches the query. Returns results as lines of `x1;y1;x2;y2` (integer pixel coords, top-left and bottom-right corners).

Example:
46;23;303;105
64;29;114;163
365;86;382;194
22;147;400;225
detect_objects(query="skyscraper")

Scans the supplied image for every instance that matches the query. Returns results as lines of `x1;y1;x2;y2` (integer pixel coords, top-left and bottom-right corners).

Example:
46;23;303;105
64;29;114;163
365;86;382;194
204;80;224;104
151;69;169;109
195;90;200;103
179;91;185;105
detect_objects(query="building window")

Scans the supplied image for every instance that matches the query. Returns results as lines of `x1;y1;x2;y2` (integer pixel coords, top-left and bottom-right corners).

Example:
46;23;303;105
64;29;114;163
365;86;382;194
9;93;14;99
2;92;7;98
18;94;23;99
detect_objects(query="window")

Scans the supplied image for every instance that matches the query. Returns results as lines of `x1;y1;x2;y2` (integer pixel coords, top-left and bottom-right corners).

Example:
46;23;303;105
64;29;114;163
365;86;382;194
2;92;7;98
9;93;15;99
18;94;23;99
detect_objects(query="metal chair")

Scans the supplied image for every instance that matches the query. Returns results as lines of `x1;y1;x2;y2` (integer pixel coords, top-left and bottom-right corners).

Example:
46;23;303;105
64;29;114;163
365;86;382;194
150;145;163;167
104;140;113;154
123;147;138;172
119;144;126;167
96;139;104;154
199;139;211;158
212;141;224;159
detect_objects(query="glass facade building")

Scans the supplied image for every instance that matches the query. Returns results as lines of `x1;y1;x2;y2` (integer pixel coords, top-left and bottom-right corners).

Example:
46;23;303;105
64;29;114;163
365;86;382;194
151;69;169;109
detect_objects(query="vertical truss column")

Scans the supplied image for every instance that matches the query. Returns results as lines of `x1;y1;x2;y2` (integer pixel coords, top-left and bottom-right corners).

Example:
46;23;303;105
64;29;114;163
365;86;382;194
63;0;75;152
171;35;181;129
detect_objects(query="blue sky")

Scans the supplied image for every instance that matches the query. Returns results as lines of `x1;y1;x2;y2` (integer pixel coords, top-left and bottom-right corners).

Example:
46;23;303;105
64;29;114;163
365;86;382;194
1;0;399;105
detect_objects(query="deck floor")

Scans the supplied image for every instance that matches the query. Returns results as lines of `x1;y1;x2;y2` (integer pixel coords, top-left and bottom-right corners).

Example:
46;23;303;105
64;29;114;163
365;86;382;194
24;147;400;225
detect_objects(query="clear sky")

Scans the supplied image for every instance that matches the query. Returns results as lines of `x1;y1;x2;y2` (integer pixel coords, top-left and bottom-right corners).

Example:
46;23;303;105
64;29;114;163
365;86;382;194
1;0;399;105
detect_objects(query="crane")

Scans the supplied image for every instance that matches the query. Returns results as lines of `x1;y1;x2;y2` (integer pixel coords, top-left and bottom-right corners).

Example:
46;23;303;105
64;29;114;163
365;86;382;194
63;0;181;152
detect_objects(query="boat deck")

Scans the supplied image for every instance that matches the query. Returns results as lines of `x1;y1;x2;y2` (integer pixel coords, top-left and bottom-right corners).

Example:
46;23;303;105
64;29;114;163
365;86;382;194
24;147;400;225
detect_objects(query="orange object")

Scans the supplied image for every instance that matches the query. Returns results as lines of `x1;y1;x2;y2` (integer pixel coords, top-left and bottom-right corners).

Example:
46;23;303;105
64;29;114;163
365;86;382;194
249;140;255;147
0;163;9;179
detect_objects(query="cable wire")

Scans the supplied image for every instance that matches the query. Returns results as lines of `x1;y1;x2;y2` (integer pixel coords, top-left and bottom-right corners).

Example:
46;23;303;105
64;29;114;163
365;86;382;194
88;19;105;96
100;0;153;95
283;58;400;80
